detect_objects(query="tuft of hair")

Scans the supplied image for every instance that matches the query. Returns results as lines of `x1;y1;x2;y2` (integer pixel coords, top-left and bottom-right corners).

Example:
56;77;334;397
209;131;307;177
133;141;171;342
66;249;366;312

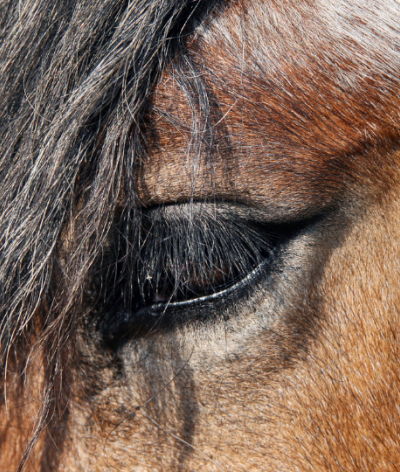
0;0;216;468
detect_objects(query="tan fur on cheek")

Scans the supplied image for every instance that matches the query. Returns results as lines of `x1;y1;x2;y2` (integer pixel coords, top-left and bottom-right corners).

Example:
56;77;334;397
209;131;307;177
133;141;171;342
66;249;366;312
165;176;400;472
292;188;400;471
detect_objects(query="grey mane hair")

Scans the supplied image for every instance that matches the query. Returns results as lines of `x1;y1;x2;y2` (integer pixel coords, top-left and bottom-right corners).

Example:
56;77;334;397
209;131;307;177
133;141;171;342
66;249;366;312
0;0;211;467
0;0;185;352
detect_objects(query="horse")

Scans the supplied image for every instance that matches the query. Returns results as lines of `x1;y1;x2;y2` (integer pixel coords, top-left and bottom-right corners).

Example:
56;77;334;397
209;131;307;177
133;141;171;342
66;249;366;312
1;0;400;470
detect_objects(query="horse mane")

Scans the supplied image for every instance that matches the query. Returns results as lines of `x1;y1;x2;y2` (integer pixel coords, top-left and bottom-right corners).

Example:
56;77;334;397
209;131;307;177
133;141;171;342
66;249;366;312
0;0;216;467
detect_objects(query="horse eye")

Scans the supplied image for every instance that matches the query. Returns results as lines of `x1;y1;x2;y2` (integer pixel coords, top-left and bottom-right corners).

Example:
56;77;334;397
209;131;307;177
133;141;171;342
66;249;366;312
135;205;278;306
138;245;267;313
96;203;317;341
136;213;269;306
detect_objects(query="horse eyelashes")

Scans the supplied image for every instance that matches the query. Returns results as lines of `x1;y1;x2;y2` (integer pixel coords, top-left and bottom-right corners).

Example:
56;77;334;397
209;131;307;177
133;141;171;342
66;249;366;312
91;202;317;340
130;206;275;307
92;202;317;327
